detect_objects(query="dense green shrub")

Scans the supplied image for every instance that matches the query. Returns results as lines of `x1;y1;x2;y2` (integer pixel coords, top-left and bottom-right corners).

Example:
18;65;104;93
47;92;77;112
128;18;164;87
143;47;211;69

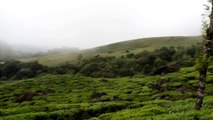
0;61;47;80
48;63;79;74
77;45;201;77
0;45;202;79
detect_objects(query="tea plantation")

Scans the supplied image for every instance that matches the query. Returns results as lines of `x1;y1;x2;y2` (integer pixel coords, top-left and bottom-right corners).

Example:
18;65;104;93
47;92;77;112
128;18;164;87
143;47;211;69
0;67;213;120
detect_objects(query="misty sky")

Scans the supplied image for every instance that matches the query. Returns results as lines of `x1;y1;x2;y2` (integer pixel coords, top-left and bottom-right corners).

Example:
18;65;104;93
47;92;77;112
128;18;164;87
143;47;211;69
0;0;206;49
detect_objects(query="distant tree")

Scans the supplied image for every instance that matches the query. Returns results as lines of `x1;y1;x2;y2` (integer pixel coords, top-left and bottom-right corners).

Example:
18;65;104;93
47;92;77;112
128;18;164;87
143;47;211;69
195;0;213;110
155;46;176;62
80;63;101;76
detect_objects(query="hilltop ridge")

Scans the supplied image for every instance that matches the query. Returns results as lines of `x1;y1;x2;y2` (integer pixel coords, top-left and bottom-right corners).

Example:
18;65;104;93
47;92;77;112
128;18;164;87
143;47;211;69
20;36;202;66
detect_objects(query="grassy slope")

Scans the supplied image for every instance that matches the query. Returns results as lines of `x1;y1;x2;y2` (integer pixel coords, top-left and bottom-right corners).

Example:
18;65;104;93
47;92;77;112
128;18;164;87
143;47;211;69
20;53;79;66
89;36;202;53
20;36;202;66
0;67;213;120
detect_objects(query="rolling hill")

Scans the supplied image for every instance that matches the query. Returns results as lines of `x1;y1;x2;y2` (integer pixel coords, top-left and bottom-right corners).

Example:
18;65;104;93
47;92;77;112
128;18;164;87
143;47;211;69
20;36;202;66
89;36;202;53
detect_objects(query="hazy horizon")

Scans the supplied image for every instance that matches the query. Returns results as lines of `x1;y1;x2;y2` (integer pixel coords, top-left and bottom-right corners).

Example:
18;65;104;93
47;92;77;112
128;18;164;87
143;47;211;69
0;0;205;49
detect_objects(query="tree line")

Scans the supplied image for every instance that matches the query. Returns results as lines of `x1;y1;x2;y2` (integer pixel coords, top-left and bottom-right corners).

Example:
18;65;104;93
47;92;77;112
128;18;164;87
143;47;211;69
0;44;202;80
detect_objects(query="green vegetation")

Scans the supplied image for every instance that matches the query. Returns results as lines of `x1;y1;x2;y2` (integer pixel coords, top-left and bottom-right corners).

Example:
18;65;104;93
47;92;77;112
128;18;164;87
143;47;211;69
1;44;201;80
20;53;79;67
20;36;202;66
71;44;202;77
0;61;47;80
90;36;202;53
1;36;212;119
0;66;213;120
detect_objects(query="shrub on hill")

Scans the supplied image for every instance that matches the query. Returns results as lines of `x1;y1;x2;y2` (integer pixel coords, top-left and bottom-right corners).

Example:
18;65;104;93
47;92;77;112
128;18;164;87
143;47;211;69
77;45;202;77
48;63;79;74
0;61;47;80
0;44;202;80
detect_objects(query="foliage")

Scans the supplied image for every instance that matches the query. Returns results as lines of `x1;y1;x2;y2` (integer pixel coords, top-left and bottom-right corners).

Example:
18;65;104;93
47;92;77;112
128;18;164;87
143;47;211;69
195;56;209;71
78;45;202;77
0;38;210;119
0;44;202;79
20;36;202;66
0;66;213;119
0;61;47;80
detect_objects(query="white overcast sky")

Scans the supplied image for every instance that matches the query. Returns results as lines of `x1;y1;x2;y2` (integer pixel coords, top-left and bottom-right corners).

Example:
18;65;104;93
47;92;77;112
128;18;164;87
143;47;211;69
0;0;206;49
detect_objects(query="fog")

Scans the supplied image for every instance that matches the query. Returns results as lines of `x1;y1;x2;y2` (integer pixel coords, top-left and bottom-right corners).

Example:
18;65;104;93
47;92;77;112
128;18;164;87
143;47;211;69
0;0;205;49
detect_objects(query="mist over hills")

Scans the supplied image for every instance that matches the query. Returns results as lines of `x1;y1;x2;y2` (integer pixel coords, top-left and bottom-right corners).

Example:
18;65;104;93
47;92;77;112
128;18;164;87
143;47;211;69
0;36;202;62
10;44;48;54
0;40;46;60
0;40;16;60
0;40;81;60
19;36;202;66
47;47;80;55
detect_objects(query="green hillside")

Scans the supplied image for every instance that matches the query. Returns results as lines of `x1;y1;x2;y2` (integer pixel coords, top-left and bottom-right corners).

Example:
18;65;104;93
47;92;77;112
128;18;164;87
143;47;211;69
0;67;213;120
1;36;212;120
20;36;202;66
20;53;79;67
89;36;202;53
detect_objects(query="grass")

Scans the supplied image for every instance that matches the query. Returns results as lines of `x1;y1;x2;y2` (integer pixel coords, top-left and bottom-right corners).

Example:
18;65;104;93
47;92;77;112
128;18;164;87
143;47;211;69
89;36;202;53
20;36;202;66
1;66;213;120
20;53;79;66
